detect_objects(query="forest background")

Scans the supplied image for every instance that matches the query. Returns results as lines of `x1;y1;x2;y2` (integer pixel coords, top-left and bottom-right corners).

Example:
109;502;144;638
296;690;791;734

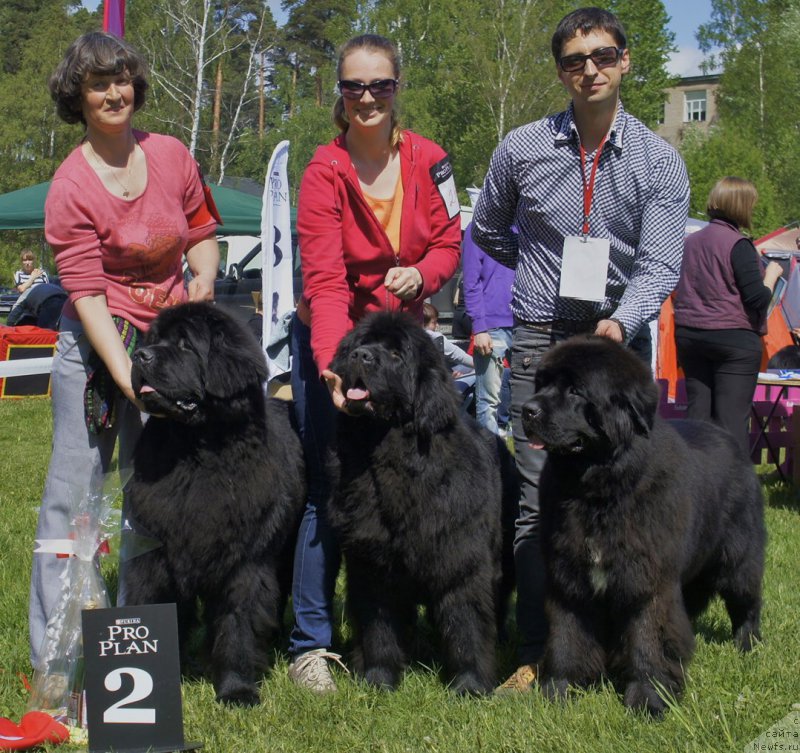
0;0;796;282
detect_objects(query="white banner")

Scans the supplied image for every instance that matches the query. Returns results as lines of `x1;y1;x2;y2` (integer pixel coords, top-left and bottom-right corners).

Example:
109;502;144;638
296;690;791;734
260;140;293;378
0;356;53;378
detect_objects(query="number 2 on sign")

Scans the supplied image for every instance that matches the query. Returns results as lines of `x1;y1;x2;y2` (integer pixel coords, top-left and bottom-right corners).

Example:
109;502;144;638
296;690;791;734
103;667;156;724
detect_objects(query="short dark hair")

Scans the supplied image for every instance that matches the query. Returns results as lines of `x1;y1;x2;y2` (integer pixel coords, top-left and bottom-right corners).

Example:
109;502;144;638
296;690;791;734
551;7;627;61
49;32;148;125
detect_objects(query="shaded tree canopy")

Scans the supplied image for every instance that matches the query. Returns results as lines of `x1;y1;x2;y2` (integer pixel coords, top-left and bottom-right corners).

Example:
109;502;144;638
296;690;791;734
0;0;708;283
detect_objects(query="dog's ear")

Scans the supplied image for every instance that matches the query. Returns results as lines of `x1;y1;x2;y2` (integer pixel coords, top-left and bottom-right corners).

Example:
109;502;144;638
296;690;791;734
205;311;268;396
605;381;657;444
331;326;357;376
412;334;460;437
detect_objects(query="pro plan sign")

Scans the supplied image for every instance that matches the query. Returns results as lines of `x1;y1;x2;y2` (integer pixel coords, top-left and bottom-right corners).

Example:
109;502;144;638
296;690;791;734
82;604;201;753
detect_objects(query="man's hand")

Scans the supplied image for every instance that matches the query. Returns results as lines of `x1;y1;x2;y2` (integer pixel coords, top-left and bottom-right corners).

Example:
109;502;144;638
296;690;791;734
595;319;624;342
473;331;494;356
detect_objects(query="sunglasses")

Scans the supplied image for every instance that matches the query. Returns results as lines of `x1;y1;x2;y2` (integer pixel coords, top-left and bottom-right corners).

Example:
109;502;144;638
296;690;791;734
338;78;398;100
558;46;624;73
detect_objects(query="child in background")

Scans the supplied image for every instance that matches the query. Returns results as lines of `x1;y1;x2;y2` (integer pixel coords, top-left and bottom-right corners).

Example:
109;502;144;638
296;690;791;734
423;302;473;371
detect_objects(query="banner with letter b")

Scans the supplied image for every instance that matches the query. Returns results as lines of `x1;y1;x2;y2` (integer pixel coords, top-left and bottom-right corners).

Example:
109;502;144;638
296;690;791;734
261;140;293;379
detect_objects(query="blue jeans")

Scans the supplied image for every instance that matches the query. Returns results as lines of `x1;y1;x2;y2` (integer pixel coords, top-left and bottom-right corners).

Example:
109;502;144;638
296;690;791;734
474;327;512;436
288;314;341;657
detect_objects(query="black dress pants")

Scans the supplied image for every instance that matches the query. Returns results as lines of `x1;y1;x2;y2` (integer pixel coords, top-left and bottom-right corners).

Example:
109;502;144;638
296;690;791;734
675;334;761;455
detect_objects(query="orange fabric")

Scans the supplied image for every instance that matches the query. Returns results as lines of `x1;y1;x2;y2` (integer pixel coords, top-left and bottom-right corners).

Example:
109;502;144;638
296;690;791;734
363;176;404;256
760;305;794;370
656;296;683;402
656;294;795;394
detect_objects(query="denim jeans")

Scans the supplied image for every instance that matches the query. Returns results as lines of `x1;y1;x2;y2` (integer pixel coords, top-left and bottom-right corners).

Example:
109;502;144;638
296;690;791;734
474;327;512;436
288;314;341;657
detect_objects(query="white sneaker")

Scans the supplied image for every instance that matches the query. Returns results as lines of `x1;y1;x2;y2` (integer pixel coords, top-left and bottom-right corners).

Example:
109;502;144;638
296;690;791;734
288;649;348;693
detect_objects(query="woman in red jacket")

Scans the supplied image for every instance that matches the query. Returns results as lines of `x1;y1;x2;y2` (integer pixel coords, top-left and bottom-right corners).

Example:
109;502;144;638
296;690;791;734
287;33;462;692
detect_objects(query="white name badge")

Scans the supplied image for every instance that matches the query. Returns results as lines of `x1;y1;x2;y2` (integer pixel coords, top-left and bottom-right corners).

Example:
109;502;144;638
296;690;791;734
559;235;610;302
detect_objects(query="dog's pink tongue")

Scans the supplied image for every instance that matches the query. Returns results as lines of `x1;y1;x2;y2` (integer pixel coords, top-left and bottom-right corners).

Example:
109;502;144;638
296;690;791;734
138;385;156;394
347;387;369;400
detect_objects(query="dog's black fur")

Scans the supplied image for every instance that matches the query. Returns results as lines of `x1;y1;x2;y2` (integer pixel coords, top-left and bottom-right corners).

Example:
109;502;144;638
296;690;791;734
767;344;800;370
123;302;304;706
328;312;517;694
522;335;765;716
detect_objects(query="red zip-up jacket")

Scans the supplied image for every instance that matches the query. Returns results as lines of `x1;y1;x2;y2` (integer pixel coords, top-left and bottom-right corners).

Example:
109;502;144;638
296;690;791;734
297;130;462;372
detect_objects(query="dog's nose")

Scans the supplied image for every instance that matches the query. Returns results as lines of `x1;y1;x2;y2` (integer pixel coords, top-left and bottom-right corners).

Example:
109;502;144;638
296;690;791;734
133;347;155;366
349;347;375;366
522;399;542;425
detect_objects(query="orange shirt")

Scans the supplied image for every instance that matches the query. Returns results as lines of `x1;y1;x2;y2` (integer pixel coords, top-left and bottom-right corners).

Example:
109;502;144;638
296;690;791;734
363;176;404;256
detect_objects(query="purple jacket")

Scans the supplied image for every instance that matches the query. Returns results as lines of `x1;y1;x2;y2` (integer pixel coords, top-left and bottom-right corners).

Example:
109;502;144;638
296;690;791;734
674;218;766;335
463;223;514;332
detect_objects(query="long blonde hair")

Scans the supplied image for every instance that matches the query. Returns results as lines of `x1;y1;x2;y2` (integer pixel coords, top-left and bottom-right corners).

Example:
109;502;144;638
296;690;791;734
333;34;403;148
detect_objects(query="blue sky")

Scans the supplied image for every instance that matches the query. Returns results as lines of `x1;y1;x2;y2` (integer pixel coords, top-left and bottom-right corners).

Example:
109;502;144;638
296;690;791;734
663;0;715;76
85;0;714;77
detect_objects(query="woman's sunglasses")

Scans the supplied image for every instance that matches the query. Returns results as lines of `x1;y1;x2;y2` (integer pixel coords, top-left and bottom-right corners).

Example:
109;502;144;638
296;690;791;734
338;79;398;100
558;46;624;73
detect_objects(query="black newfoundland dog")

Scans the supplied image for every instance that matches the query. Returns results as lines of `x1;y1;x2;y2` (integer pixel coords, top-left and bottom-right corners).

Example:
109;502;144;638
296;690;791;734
522;335;765;716
123;302;304;706
328;312;517;695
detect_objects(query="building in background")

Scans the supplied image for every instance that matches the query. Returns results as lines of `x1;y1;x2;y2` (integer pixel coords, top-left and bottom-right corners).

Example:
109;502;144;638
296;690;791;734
656;74;720;147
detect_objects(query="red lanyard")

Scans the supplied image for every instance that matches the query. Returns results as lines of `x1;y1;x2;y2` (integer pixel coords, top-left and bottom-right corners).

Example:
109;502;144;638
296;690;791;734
579;134;608;237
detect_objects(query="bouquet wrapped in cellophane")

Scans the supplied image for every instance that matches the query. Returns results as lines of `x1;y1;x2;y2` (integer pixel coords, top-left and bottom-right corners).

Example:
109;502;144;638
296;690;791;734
27;472;128;732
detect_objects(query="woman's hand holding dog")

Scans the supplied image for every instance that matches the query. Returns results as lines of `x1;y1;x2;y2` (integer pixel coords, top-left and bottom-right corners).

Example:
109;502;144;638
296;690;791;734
322;368;350;413
384;266;422;301
185;237;220;302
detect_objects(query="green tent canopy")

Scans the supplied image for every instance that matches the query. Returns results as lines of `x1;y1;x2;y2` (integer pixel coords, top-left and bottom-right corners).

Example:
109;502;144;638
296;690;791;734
0;180;266;235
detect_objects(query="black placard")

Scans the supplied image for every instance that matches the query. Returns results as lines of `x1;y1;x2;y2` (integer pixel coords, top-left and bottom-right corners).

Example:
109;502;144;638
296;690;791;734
82;603;201;753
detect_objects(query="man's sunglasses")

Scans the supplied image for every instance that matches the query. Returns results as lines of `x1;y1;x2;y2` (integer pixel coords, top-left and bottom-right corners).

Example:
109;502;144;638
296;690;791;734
338;78;398;99
558;46;624;73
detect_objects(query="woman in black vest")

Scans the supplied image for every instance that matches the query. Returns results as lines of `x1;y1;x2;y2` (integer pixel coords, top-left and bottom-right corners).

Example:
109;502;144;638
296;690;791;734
673;177;783;453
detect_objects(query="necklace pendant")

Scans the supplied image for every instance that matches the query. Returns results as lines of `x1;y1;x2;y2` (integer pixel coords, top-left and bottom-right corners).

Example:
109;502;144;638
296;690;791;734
122;189;130;198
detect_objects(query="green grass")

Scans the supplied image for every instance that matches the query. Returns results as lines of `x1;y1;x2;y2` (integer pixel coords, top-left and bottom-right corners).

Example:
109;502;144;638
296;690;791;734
1;398;799;752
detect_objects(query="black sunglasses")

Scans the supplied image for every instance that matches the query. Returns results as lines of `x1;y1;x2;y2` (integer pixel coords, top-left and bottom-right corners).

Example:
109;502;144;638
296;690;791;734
338;78;398;100
558;46;624;73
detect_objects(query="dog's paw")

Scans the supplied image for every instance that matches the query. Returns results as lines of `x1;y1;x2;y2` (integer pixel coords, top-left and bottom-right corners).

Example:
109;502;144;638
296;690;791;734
733;626;761;653
623;680;667;718
540;677;569;702
215;678;260;707
363;665;399;690
450;670;491;696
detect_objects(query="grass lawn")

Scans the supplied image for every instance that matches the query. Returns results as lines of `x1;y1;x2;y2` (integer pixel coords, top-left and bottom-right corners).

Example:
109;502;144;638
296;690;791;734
0;397;799;752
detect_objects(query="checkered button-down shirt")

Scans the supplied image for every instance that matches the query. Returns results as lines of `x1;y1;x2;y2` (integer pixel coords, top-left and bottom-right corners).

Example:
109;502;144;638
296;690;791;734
472;102;689;340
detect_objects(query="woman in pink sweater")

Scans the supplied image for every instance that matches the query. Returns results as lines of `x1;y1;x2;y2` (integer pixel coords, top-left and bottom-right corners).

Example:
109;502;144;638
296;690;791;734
30;32;219;669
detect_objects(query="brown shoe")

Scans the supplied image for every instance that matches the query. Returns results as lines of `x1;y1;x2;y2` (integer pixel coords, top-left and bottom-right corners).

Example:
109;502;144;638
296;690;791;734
495;663;537;694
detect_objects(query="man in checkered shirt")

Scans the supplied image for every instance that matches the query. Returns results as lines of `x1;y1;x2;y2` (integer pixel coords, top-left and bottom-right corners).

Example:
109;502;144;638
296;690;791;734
473;6;690;692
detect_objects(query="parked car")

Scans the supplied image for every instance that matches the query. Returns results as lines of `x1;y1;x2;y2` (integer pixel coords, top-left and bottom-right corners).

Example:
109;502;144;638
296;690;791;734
0;287;19;316
211;234;302;324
